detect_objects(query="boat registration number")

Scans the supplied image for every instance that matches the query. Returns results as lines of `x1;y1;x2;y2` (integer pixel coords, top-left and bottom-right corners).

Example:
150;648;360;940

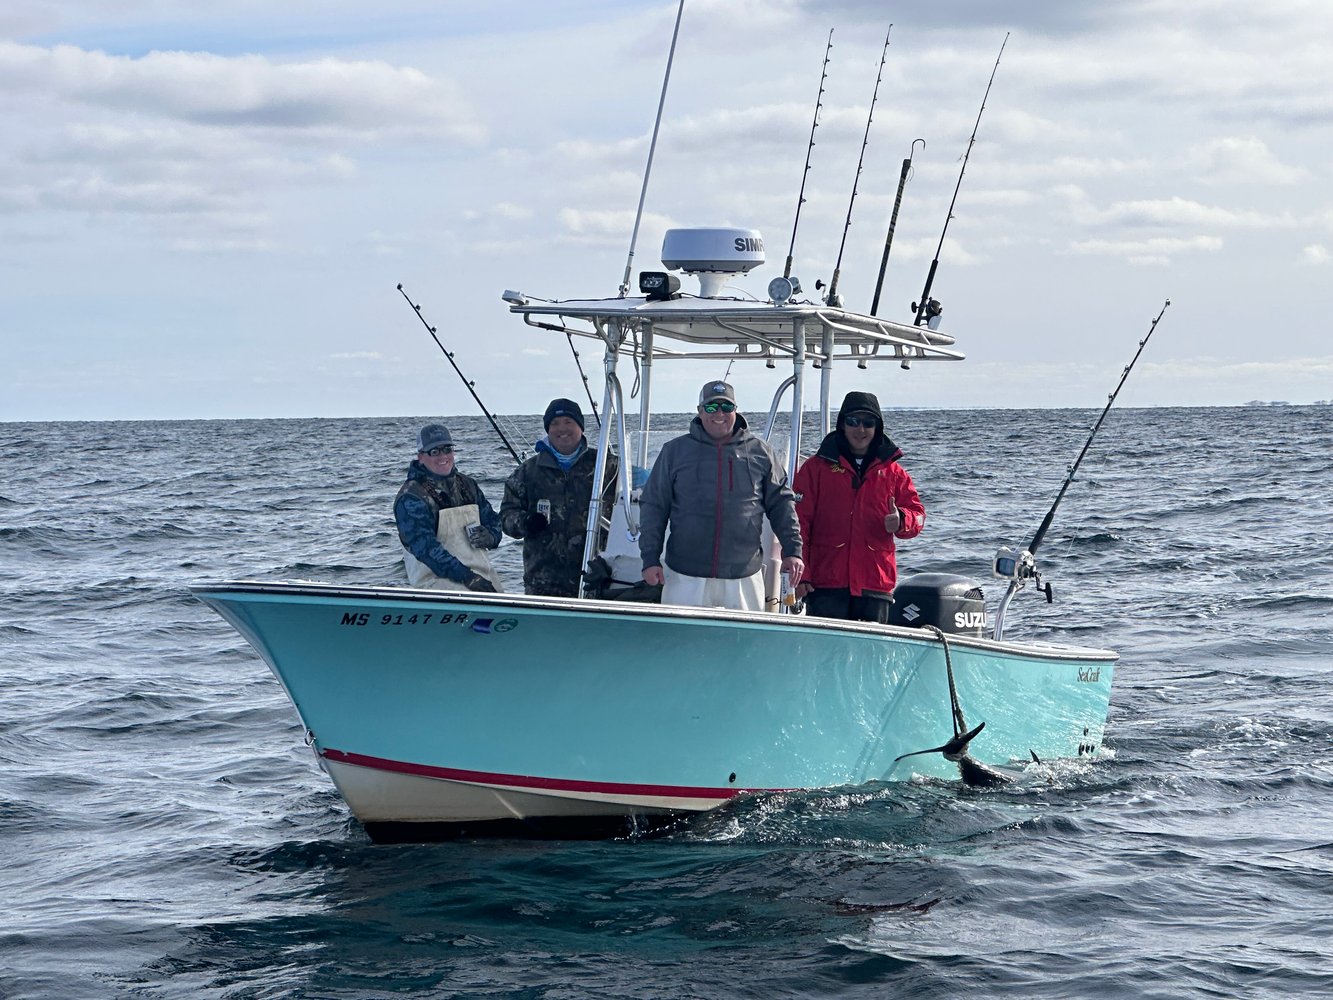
339;611;473;627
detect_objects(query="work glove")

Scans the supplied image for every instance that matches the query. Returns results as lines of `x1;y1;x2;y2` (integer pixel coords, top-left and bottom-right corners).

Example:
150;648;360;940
465;524;494;548
525;511;549;535
463;572;497;593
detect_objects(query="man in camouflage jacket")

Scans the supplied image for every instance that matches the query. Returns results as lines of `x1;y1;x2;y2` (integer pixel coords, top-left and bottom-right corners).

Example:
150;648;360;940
500;398;619;597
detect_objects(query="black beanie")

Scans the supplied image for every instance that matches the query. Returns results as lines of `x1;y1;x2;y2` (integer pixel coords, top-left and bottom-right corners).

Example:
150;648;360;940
543;398;585;431
836;390;882;429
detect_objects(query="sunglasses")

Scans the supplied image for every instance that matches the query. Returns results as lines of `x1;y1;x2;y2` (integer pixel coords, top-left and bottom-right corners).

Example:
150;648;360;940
424;446;454;457
702;401;736;413
843;414;878;428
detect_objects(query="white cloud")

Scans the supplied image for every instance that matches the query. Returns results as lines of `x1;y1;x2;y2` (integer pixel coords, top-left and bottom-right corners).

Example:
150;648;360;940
0;40;484;141
1186;136;1307;185
1301;244;1329;265
1066;234;1224;263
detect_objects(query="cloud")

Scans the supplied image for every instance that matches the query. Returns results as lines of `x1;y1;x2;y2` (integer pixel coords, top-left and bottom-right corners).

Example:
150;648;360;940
1066;234;1224;265
1185;136;1307;185
1071;195;1294;230
558;208;673;244
0;40;484;142
1301;244;1329;265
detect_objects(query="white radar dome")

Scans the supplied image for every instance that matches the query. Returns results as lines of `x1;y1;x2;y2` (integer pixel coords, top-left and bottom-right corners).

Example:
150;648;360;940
661;227;765;297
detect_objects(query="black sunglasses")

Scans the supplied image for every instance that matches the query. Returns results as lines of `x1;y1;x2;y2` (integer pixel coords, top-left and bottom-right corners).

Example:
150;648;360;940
424;446;454;457
702;401;736;413
843;414;878;428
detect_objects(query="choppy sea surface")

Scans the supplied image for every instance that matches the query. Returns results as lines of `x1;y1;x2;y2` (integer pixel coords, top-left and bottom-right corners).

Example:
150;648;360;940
2;405;1331;999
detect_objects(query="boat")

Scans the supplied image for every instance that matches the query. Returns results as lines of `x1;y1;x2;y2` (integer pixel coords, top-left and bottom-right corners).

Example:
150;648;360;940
193;14;1128;840
192;224;1119;842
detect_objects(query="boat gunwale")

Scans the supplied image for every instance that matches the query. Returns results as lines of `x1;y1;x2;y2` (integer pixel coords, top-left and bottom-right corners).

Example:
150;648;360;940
190;579;1118;662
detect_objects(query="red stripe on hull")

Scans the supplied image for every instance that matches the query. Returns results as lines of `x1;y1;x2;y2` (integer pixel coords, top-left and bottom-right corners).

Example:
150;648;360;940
321;748;745;802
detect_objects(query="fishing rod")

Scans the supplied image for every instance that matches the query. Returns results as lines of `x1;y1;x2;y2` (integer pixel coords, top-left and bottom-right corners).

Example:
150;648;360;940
396;283;523;465
911;32;1008;327
869;137;925;316
617;0;685;298
563;331;602;430
991;299;1172;640
784;28;833;281
820;26;892;309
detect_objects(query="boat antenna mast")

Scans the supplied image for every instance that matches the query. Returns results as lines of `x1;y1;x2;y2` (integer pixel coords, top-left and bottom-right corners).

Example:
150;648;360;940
869;137;925;316
784;28;834;281
617;0;686;298
396;283;524;465
911;32;1008;328
991;299;1172;639
818;26;892;309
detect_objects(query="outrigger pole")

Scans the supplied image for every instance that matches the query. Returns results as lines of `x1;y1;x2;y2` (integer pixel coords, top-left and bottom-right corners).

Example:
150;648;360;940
784;28;834;280
911;33;1008;327
822;26;892;308
869;137;925;316
992;299;1172;639
396;283;523;465
617;0;686;298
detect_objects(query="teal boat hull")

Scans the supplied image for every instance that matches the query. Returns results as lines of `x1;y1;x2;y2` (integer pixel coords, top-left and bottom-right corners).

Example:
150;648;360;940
193;581;1116;839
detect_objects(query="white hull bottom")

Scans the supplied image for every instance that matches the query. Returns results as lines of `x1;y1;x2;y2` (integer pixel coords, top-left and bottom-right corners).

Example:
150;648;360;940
322;757;727;838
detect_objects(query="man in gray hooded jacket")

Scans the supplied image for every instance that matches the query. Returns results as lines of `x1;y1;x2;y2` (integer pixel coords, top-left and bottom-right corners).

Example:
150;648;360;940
639;381;803;610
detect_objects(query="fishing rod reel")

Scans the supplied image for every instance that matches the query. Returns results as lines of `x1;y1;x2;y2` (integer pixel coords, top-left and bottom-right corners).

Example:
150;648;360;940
812;277;843;308
992;545;1052;602
911;296;943;329
990;545;1054;642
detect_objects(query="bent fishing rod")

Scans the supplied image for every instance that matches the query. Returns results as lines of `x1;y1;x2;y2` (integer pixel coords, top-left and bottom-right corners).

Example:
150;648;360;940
912;33;1008;328
869;137;924;316
821;26;892;309
991;299;1172;639
784;28;833;281
396;283;523;465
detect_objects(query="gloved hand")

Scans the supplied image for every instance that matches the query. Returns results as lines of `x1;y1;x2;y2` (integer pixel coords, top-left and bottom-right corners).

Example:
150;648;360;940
465;523;494;548
525;511;549;535
464;572;497;593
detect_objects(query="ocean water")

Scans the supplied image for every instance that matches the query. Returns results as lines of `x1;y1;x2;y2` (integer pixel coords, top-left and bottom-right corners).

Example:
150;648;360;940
2;405;1331;999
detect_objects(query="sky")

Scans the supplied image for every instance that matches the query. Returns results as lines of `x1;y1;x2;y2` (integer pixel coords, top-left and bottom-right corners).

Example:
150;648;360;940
2;0;1331;421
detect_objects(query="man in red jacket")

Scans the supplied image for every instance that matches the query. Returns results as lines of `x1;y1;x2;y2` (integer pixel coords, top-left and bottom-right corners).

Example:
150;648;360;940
793;390;925;623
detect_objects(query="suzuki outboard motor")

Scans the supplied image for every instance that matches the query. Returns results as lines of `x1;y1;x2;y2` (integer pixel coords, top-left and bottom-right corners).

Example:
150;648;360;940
888;573;987;637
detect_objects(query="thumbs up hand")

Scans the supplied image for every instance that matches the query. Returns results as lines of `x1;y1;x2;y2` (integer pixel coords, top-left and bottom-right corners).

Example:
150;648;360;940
885;496;902;534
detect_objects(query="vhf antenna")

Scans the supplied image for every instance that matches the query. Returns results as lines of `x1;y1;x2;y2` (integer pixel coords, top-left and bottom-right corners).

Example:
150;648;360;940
617;0;686;297
784;28;833;280
912;32;1008;327
820;26;892;309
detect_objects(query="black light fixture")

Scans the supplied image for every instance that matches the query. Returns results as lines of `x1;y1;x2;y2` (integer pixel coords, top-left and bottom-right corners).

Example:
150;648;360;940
639;271;681;301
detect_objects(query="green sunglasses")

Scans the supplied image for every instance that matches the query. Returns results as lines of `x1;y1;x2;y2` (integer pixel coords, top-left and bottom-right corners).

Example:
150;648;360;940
702;401;736;413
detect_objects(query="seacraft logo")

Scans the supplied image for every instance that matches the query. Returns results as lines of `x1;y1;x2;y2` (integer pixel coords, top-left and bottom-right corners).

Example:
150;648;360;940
733;236;764;253
1077;666;1102;683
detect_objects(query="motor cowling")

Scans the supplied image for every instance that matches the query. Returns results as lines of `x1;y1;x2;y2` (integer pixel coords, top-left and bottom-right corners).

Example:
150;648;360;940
888;573;987;637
